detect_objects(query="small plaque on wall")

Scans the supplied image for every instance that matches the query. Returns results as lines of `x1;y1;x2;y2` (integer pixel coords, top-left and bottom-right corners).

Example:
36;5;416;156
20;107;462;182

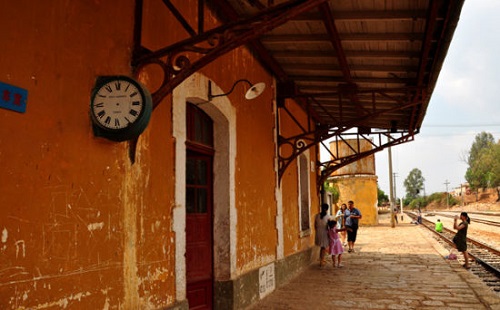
259;263;275;299
0;81;28;113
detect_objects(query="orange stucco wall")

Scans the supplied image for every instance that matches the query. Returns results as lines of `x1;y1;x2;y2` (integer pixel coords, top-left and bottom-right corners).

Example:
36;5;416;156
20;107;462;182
1;1;318;308
204;48;278;273
0;1;175;308
279;99;319;256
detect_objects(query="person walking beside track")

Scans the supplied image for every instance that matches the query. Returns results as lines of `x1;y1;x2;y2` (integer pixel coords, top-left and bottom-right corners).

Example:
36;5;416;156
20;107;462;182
314;203;331;267
453;212;471;269
345;200;362;253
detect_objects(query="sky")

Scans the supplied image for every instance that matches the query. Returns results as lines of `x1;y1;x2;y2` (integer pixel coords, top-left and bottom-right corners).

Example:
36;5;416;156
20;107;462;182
322;1;500;197
376;0;500;196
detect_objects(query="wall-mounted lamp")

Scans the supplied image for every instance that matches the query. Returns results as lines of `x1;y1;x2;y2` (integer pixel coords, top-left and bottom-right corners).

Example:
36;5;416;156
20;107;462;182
208;79;266;101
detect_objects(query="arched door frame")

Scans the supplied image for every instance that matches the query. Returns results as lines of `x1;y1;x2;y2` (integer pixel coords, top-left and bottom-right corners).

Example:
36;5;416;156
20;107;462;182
172;73;237;301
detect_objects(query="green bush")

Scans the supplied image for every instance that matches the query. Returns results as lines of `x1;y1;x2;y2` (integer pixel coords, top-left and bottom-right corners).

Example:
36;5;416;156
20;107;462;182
324;182;340;204
404;192;460;209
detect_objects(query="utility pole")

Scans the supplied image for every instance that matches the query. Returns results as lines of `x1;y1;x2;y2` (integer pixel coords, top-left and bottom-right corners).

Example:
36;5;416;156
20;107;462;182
392;172;403;223
444;180;450;208
393;172;398;209
461;183;464;206
388;147;395;228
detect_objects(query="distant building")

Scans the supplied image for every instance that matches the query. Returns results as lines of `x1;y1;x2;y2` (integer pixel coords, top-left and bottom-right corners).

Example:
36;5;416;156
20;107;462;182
451;183;470;197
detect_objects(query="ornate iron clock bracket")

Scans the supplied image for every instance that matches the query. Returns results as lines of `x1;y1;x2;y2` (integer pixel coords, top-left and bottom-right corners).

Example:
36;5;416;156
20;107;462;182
132;0;328;108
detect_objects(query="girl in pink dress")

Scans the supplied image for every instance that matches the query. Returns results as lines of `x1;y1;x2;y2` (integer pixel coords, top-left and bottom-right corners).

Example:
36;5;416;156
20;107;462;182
327;220;347;268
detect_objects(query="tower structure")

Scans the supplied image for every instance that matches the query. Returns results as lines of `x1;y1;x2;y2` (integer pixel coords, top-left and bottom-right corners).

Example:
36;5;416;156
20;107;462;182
327;139;379;225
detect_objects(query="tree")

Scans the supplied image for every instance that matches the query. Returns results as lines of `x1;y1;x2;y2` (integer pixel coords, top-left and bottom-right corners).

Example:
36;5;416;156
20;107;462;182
472;142;500;188
489;143;500;187
377;186;389;206
324;182;340;204
465;132;497;190
467;132;494;166
403;168;425;200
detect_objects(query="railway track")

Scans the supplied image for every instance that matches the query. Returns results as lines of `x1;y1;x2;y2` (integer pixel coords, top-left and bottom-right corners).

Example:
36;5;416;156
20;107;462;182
429;211;500;227
406;212;500;294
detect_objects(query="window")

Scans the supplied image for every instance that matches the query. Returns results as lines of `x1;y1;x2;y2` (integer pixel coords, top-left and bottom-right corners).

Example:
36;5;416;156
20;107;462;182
298;154;310;234
186;103;213;147
185;103;214;214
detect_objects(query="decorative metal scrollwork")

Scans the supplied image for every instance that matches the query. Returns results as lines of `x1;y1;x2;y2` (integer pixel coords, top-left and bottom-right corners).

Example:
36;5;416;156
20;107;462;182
132;0;328;108
278;134;318;180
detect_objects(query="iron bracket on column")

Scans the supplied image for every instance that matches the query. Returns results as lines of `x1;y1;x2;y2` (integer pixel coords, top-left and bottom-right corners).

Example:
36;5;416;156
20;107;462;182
277;87;425;185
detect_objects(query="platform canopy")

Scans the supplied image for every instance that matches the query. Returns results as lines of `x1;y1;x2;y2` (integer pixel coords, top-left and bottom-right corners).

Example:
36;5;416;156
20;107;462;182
133;0;465;183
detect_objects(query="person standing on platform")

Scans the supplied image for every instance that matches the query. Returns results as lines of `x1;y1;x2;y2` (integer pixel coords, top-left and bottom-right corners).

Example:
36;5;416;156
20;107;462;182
345;200;362;253
314;203;331;267
327;219;347;268
416;208;422;224
453;212;471;269
335;203;347;246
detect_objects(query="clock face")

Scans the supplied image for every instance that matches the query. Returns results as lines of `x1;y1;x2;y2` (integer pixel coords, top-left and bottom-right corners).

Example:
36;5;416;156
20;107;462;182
91;79;144;130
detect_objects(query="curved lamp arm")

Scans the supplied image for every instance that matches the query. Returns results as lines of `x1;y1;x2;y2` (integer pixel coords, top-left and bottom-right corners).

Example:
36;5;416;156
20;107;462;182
208;79;265;101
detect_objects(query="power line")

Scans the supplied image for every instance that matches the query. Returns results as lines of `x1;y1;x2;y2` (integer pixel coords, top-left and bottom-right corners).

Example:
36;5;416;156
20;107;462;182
419;132;500;137
425;124;500;127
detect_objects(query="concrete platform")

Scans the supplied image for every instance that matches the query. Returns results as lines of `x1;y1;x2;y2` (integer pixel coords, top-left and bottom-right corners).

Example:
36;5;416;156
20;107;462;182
247;214;500;309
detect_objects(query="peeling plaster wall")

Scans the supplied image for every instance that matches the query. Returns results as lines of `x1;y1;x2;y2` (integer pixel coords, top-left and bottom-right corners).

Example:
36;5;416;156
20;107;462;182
279;100;319;257
0;1;176;309
1;0;319;308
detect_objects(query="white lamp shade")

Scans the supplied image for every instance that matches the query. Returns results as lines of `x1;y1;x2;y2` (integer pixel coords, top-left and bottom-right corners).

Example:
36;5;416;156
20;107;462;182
245;82;266;100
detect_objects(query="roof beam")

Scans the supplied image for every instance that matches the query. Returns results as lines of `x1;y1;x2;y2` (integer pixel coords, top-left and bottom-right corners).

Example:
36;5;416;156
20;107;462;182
319;2;352;82
281;63;418;73
209;0;289;81
291;75;412;84
272;50;421;59
262;33;425;43
293;9;428;21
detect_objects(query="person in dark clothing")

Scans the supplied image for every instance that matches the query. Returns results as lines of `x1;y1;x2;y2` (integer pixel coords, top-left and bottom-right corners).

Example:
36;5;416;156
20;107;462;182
344;200;362;253
453;212;471;269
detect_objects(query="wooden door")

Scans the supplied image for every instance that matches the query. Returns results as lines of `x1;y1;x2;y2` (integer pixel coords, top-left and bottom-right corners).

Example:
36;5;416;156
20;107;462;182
186;151;213;309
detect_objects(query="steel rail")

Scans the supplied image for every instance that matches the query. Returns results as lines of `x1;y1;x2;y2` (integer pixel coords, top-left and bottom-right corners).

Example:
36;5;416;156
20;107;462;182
405;212;500;279
431;212;500;228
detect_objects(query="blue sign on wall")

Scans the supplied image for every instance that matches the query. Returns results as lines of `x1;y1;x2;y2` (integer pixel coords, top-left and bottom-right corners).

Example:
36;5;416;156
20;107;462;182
0;81;28;113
